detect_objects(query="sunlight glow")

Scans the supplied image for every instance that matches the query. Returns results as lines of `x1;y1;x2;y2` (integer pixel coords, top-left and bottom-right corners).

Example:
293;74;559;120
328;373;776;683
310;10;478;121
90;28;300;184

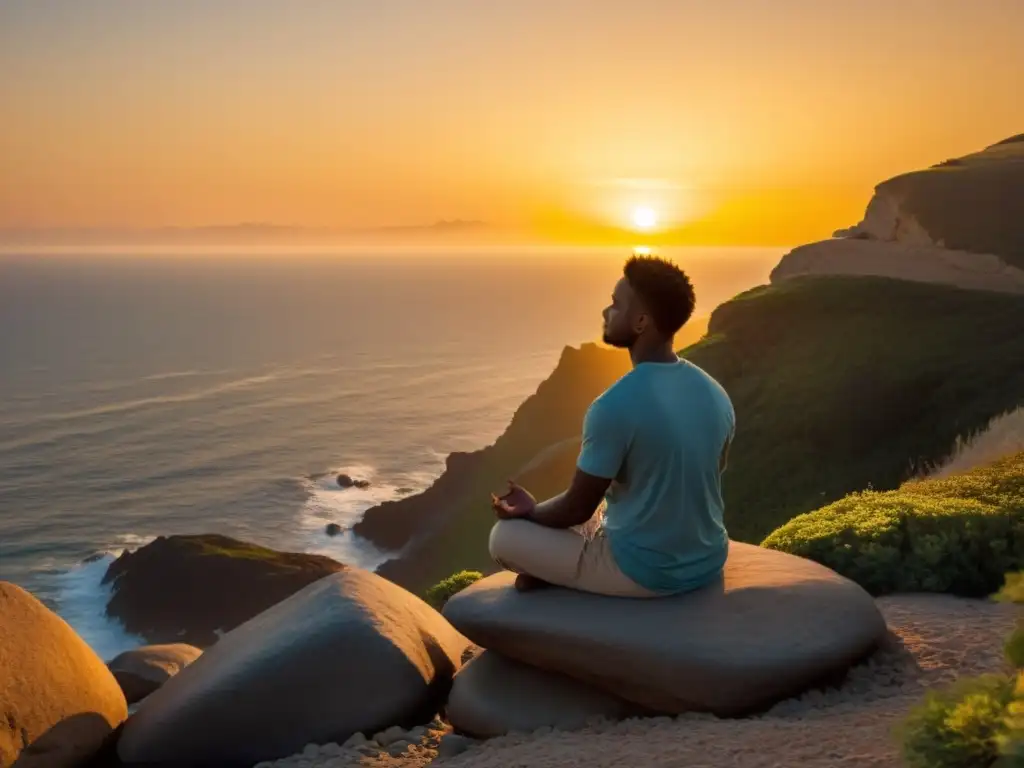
631;206;658;230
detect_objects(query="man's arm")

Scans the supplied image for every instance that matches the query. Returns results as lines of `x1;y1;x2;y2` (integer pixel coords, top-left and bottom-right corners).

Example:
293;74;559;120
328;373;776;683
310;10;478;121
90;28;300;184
525;469;611;529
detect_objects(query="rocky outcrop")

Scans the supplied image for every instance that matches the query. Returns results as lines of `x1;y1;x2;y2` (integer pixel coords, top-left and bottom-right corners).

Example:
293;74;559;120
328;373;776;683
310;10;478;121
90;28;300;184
776;135;1024;292
336;473;370;489
352;450;484;551
443;543;887;717
770;238;1024;295
446;651;642;737
1;582;127;768
103;534;345;647
107;643;202;705
837;135;1023;259
116;567;470;766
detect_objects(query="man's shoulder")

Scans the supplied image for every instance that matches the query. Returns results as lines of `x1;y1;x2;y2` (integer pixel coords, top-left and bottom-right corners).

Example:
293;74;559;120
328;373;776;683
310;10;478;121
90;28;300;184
680;359;732;400
593;367;643;406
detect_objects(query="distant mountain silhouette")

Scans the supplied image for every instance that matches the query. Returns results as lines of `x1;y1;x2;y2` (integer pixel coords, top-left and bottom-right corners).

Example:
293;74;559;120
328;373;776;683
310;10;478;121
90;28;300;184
0;219;493;246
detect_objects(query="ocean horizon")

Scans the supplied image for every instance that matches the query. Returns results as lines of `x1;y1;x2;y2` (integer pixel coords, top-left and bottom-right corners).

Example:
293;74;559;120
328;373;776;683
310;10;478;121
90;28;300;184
0;245;784;660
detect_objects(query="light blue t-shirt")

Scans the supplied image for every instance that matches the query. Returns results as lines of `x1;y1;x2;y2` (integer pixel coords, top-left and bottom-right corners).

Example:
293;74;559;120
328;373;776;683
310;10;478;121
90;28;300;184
576;357;735;595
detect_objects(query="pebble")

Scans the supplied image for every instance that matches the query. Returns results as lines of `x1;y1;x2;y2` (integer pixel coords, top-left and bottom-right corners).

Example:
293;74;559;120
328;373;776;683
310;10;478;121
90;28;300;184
388;739;415;756
438;733;475;758
343;732;368;748
374;725;407;745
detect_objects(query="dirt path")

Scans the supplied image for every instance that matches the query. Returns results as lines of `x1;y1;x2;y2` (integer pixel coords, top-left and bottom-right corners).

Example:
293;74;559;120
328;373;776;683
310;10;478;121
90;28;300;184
263;594;1019;768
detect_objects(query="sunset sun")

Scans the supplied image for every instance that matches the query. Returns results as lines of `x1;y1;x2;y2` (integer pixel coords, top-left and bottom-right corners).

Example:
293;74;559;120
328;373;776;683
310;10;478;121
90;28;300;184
631;206;658;230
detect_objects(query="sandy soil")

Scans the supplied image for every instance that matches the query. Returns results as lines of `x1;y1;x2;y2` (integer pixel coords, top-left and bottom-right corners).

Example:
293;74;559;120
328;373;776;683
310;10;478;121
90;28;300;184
262;594;1019;768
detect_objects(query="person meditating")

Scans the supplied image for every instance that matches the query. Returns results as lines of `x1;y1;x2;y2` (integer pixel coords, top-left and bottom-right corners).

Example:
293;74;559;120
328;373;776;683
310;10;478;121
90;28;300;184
489;254;736;596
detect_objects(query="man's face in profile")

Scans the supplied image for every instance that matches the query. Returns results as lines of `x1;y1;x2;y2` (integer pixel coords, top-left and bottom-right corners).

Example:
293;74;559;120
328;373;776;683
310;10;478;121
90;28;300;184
602;277;642;349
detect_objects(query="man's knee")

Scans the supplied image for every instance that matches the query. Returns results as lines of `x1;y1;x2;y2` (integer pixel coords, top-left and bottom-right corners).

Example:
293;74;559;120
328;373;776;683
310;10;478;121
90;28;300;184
488;518;529;569
487;518;514;560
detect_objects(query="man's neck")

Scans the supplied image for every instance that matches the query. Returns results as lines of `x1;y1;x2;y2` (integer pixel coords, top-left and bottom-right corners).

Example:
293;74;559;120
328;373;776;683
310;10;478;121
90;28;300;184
629;338;678;367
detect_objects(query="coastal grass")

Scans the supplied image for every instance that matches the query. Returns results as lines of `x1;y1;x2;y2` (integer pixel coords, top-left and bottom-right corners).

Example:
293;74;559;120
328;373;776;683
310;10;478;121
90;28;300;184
762;451;1024;597
193;538;287;562
924;407;1024;480
424;570;482;610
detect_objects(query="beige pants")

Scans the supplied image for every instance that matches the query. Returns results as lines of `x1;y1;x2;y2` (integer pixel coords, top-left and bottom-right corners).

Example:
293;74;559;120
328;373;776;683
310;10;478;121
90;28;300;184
488;518;659;598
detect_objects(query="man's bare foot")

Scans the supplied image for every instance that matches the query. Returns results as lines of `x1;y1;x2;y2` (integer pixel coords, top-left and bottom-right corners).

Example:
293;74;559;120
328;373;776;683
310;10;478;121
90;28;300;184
514;573;551;592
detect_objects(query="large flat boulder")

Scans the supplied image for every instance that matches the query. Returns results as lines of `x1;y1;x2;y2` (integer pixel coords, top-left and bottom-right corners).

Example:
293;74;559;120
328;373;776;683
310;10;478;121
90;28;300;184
102;534;345;647
1;582;127;768
442;542;887;716
447;651;643;738
116;567;470;767
107;643;202;705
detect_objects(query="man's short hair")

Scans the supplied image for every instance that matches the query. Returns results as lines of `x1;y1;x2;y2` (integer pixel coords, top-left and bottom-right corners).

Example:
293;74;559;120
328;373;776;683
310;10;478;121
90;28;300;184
623;255;696;337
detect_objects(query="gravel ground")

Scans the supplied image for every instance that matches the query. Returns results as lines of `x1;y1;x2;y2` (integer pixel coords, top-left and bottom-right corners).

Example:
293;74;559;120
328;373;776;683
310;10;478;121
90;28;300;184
260;593;1019;768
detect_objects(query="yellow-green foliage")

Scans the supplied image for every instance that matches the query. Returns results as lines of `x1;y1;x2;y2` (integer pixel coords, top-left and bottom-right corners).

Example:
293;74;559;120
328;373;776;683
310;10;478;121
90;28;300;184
900;573;1024;767
424;570;483;610
762;452;1024;597
900;675;1017;768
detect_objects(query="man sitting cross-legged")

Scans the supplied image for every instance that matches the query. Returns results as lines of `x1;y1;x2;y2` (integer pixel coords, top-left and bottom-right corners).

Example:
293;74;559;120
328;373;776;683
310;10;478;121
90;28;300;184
489;254;735;597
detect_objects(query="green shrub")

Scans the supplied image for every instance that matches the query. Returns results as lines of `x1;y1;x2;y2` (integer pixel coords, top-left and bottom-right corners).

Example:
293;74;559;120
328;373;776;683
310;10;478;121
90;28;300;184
900;675;1017;768
424;570;483;610
899;572;1024;768
761;452;1024;597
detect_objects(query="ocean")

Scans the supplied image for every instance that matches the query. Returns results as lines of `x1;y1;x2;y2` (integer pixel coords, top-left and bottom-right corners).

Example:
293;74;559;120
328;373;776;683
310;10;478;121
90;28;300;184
0;245;784;659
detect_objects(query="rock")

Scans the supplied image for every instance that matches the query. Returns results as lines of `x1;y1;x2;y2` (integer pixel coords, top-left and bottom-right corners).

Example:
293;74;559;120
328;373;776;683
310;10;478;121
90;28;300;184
353;450;485;553
387;739;414;756
342;733;368;748
373;725;406;746
107;643;202;704
443;542;887;717
437;733;475;759
102;534;345;647
116;567;469;766
770;238;1024;296
324;523;342;537
447;651;641;738
336;474;370;489
0;581;128;768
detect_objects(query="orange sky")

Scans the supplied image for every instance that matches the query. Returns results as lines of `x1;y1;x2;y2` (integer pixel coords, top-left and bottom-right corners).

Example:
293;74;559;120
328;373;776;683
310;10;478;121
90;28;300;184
1;1;1022;245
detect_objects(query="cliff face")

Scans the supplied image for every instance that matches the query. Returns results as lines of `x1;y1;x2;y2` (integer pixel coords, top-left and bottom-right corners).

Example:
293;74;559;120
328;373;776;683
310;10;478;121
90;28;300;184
776;134;1024;290
837;134;1024;261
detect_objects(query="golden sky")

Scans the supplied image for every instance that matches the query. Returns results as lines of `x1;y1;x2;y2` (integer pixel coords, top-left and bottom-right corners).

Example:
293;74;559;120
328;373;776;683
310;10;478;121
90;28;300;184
1;1;1022;245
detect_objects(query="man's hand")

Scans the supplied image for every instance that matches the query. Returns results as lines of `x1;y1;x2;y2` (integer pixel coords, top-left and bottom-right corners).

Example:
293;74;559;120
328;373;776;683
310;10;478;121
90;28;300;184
491;480;536;520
